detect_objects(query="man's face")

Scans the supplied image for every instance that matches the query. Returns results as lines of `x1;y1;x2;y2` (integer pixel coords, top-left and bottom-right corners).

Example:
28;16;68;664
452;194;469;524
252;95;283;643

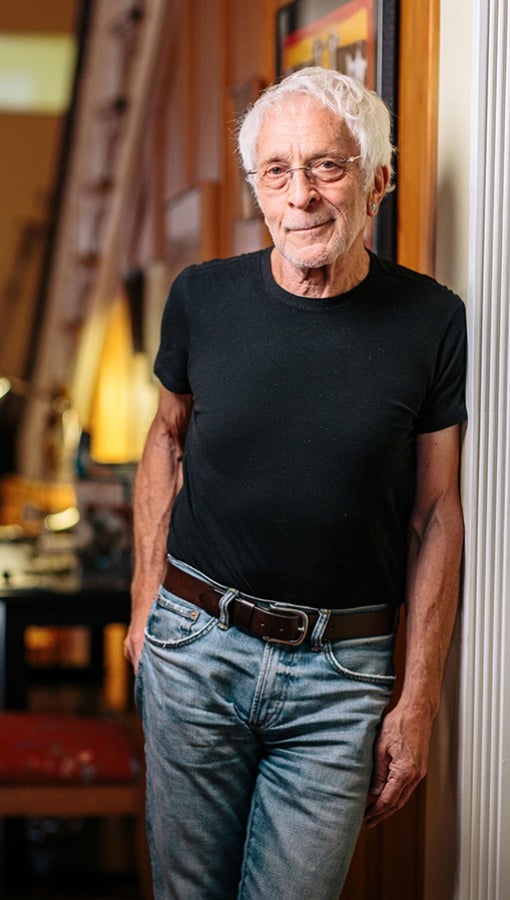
255;96;369;272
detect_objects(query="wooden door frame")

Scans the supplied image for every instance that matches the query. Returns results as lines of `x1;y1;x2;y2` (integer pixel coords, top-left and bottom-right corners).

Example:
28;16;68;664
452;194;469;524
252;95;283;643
397;0;440;276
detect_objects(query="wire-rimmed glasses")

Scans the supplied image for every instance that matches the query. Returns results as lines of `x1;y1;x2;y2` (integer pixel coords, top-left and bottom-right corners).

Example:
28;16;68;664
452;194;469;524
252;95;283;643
247;156;362;190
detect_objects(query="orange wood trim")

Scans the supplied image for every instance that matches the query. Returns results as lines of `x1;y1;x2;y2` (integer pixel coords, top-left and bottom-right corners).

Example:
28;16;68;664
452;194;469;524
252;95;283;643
184;1;197;186
264;0;281;79
397;0;440;276
219;0;231;258
0;783;144;816
147;4;179;261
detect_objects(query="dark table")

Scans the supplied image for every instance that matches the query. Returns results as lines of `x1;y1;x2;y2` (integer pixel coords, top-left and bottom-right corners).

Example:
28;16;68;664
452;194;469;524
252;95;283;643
0;581;131;709
0;576;134;892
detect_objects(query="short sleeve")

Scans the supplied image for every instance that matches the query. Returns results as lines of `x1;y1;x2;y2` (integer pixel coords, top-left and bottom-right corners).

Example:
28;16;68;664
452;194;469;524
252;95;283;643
154;269;192;394
417;301;467;433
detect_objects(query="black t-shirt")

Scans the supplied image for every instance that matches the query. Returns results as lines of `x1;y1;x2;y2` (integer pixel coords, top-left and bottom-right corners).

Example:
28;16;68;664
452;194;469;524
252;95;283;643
154;248;467;610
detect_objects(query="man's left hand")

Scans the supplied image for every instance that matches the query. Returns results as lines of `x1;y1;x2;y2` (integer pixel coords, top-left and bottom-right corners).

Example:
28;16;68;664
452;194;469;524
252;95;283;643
364;705;431;828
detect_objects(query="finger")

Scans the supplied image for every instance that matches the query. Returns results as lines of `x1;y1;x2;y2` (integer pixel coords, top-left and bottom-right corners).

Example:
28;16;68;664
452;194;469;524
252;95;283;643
365;770;421;827
369;735;392;796
369;758;389;798
365;779;405;826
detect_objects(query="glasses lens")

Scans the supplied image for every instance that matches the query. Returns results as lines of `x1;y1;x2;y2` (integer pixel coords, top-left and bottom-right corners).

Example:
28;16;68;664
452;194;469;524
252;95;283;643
310;160;347;182
261;165;289;189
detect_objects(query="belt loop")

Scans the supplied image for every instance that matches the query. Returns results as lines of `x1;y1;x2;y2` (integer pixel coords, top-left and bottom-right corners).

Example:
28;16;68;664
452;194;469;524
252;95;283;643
218;588;238;629
310;609;331;651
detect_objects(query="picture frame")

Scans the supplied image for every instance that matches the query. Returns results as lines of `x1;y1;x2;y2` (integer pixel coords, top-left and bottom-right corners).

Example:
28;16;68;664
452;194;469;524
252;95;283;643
165;182;219;280
230;77;266;221
276;0;398;260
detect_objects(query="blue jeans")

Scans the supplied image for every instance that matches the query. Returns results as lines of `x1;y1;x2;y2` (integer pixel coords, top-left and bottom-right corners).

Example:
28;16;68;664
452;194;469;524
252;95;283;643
135;559;396;900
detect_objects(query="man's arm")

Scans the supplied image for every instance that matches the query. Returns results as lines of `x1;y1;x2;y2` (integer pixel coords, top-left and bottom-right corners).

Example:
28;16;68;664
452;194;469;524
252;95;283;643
124;385;193;672
365;423;464;827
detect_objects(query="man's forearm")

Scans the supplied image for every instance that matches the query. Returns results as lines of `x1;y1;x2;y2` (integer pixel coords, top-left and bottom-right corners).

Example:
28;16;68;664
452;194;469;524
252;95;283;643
400;491;464;720
131;438;180;607
365;496;463;827
125;389;192;670
365;425;464;827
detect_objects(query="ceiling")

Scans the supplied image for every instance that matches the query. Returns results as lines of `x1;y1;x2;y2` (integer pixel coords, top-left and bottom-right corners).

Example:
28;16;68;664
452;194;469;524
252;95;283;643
0;0;81;380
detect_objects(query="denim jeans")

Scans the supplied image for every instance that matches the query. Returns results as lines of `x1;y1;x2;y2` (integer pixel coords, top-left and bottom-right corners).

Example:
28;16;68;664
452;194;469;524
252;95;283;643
135;559;396;900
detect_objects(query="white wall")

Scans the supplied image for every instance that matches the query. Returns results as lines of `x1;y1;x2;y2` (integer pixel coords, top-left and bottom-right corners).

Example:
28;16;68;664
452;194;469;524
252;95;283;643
457;0;510;892
435;1;510;898
425;2;473;898
436;0;473;299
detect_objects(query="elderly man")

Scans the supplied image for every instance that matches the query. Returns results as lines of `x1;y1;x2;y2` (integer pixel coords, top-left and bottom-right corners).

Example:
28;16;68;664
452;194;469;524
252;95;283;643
125;67;467;900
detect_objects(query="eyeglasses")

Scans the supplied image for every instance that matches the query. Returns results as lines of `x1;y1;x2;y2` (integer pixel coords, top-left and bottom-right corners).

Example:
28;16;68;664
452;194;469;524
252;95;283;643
247;156;362;190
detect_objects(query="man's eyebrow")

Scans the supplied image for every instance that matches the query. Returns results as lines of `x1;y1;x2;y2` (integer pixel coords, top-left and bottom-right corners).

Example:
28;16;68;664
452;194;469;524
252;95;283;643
258;149;347;164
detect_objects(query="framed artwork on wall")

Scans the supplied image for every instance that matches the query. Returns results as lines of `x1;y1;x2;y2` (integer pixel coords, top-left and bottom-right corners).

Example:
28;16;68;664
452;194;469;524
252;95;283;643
230;77;266;221
165;182;219;281
276;0;398;259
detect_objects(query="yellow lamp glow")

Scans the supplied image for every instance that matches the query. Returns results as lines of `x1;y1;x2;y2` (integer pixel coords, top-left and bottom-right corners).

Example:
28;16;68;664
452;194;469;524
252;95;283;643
0;33;76;113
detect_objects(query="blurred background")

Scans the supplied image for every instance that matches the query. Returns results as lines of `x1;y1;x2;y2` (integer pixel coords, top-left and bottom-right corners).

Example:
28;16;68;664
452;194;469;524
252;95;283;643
0;3;290;896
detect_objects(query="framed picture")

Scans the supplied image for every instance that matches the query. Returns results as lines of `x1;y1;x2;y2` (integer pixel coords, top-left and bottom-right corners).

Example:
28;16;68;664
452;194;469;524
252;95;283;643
276;0;398;259
165;182;219;280
230;77;266;220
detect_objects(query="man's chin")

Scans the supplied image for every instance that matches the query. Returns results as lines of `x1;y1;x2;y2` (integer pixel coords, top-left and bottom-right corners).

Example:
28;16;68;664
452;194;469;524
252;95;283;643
281;248;338;270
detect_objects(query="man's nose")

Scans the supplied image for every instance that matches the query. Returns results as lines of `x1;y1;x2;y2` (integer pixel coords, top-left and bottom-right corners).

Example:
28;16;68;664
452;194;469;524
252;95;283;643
286;168;319;206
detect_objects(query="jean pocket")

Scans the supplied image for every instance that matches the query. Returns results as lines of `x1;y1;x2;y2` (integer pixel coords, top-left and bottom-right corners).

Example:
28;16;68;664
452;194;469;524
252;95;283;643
325;633;396;687
144;587;216;650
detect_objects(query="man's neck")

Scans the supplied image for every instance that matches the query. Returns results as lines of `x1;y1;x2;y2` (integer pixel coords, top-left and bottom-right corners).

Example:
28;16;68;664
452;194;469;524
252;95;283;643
270;244;371;298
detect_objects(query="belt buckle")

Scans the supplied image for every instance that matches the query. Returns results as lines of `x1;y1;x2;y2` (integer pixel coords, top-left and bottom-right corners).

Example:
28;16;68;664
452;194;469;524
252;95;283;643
263;607;309;646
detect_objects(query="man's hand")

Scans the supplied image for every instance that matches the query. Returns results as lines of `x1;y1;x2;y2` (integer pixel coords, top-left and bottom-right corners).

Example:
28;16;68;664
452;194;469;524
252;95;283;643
124;614;147;674
364;705;431;828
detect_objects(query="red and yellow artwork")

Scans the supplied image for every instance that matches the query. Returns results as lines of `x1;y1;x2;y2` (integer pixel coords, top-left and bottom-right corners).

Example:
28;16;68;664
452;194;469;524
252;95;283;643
279;0;376;89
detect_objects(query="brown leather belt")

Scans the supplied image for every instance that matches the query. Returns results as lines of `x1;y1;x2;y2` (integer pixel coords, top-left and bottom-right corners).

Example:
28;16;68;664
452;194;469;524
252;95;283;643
162;563;397;647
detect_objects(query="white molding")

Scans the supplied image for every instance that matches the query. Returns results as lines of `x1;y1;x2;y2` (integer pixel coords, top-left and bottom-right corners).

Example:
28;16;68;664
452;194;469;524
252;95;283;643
458;0;510;896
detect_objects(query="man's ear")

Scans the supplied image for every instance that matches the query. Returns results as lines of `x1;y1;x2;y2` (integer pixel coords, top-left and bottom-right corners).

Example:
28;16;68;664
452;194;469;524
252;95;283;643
366;165;390;217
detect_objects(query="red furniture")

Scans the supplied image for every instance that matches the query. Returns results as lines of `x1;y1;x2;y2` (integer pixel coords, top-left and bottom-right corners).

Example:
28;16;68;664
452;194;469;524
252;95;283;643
0;711;152;898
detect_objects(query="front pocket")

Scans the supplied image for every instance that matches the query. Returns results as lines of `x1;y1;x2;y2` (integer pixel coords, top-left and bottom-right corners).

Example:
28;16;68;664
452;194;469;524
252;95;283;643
144;588;216;649
325;633;396;687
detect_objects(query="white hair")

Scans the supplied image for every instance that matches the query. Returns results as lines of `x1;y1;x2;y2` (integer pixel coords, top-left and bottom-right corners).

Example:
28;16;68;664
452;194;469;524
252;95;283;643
238;67;395;194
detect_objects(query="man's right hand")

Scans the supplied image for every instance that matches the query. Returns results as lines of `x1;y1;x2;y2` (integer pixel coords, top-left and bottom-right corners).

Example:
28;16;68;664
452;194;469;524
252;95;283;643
124;613;148;673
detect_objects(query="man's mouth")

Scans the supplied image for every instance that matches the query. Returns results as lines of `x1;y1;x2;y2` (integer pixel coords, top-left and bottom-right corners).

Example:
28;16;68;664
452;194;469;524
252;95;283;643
287;220;331;233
